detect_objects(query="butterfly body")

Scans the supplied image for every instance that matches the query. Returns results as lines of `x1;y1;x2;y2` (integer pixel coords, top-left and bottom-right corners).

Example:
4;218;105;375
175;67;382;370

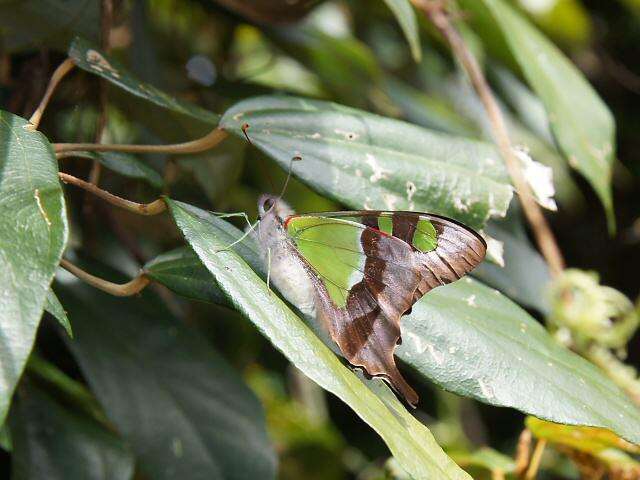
257;195;487;406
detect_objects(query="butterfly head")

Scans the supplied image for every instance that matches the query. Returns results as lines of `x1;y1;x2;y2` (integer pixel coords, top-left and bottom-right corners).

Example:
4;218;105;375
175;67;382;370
257;194;295;225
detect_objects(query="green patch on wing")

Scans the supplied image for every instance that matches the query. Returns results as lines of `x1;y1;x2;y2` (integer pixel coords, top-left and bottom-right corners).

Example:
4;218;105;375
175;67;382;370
286;216;365;308
413;219;438;253
378;216;393;236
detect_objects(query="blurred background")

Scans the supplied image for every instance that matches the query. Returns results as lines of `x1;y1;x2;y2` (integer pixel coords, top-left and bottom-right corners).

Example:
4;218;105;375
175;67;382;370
1;0;639;478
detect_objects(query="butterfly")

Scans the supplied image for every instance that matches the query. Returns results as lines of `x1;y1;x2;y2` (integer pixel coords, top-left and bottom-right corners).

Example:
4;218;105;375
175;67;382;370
256;194;487;407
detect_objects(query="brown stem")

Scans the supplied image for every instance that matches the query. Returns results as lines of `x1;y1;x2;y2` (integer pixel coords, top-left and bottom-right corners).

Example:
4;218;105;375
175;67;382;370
60;258;150;296
59;172;167;215
515;428;533;476
412;0;565;277
28;58;75;129
54;127;228;155
525;439;547;479
88;0;115;189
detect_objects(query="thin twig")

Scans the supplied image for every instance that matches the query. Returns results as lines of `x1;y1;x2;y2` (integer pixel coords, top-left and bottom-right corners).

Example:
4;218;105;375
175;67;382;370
54;127;229;154
525;439;547;479
88;0;115;189
515;428;533;476
412;0;565;277
28;58;75;129
59;172;167;215
491;470;506;480
60;258;150;296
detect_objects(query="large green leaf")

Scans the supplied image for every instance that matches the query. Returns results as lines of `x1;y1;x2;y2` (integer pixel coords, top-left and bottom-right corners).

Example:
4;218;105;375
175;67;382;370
167;199;472;480
144;247;231;306
221;95;513;230
59;271;277;480
460;0;616;228
152;208;640;445
9;381;133;480
396;279;640;445
68;37;219;125
0;110;68;425
382;0;421;62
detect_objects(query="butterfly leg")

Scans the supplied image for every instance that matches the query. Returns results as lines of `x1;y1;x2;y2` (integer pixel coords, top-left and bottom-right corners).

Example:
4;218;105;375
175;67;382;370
212;211;260;253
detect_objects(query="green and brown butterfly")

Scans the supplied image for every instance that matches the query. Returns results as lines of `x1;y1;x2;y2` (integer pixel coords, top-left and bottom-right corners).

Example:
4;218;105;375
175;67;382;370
256;194;487;407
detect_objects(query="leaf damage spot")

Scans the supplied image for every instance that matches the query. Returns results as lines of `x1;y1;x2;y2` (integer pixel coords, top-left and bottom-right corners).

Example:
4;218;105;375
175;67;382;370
383;193;398;210
426;343;444;365
334;129;359;141
478;379;495;399
453;197;471;213
86;49;121;78
466;295;477;307
365;153;389;183
34;189;51;227
406;181;416;209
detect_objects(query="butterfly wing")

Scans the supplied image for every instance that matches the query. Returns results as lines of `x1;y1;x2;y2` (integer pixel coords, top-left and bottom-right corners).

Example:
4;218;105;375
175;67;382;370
284;211;486;406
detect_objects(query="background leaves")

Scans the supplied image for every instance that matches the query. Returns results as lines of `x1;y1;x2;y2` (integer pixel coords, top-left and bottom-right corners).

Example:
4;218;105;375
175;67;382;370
59;268;277;480
9;381;134;480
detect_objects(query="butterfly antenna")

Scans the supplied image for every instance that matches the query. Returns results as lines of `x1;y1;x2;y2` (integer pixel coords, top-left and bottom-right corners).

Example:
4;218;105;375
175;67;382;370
242;122;276;193
274;155;302;206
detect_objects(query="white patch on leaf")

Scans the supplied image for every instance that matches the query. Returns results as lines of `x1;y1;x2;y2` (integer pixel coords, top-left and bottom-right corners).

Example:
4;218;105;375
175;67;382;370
365;153;389;183
426;344;443;365
453;197;470;213
478;379;495;399
514;146;557;211
383;193;398;210
466;295;476;307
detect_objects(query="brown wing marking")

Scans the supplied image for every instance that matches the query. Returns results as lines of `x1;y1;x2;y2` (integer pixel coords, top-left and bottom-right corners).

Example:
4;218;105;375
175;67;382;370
305;226;421;406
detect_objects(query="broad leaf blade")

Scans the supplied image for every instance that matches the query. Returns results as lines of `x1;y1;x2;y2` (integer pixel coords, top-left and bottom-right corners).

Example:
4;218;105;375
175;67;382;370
221;95;513;230
9;381;133;480
461;0;616;228
69;37;219;125
0;110;68;425
382;0;422;62
397;278;640;445
144;247;231;306
59;271;277;480
44;289;72;337
167;199;472;480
